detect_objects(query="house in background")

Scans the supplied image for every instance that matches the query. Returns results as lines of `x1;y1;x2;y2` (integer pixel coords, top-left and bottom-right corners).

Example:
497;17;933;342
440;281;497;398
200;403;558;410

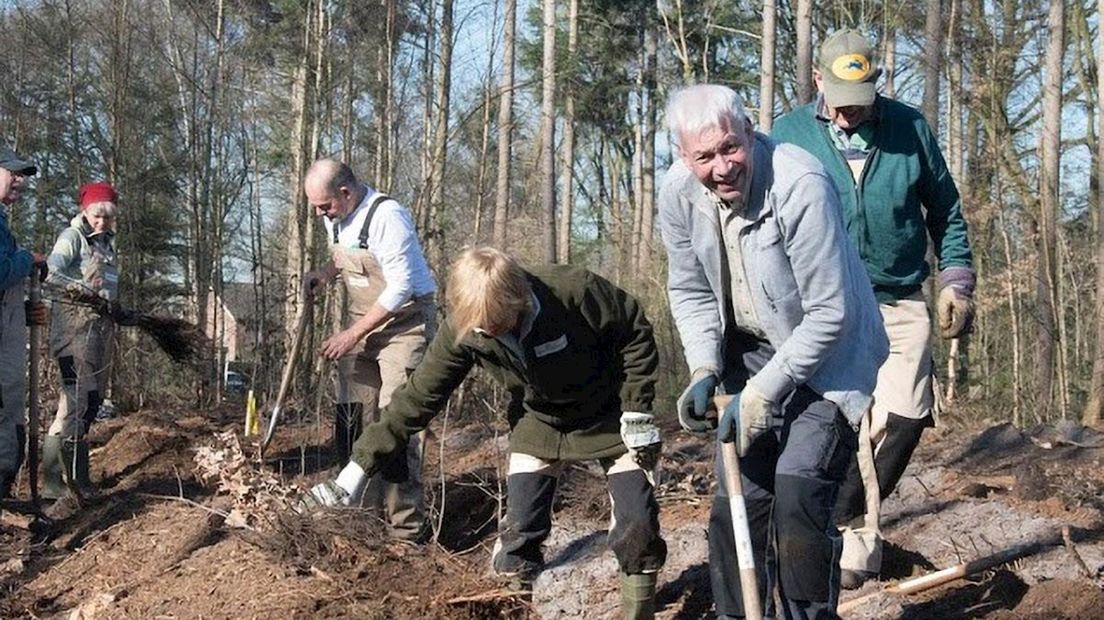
205;281;286;363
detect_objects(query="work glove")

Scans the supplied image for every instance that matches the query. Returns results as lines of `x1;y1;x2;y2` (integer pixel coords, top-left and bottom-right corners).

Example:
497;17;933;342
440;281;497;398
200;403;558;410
295;461;369;512
937;267;976;339
24;300;47;326
620;411;662;469
677;369;719;433
936;287;974;339
718;384;775;457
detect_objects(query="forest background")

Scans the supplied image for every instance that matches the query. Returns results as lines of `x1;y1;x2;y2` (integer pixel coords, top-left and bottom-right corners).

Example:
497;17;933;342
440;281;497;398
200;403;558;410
1;0;1100;430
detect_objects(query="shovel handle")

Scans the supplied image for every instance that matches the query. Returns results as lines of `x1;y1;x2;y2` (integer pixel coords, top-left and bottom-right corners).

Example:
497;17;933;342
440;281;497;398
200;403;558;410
715;395;762;620
260;302;312;455
27;272;41;506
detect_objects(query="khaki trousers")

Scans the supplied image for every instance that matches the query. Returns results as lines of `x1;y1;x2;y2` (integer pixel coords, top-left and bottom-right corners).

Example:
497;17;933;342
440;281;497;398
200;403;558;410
840;295;933;573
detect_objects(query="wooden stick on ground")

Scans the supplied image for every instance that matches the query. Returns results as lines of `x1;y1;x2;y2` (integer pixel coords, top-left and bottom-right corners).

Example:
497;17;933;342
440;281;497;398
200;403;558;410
838;531;1063;614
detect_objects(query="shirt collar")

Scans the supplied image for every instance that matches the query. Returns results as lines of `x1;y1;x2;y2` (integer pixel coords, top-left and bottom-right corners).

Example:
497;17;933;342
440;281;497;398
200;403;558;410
472;291;541;342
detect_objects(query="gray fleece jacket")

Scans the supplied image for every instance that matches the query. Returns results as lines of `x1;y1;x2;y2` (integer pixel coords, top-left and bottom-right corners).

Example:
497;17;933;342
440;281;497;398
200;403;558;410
658;133;888;424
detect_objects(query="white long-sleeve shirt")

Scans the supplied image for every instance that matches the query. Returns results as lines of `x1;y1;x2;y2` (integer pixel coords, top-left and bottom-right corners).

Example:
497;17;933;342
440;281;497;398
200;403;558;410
323;189;436;312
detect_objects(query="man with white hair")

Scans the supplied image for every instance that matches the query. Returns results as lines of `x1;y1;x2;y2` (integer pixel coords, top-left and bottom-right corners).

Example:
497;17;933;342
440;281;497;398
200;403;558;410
43;181;121;500
657;84;888;618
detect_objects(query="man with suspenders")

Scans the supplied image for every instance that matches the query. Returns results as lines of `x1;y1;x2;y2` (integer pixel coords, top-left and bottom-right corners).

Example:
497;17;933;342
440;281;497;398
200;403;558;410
302;159;437;542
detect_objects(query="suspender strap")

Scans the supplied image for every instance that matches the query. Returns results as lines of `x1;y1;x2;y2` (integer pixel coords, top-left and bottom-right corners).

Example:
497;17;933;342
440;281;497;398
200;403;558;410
332;192;391;248
357;193;390;249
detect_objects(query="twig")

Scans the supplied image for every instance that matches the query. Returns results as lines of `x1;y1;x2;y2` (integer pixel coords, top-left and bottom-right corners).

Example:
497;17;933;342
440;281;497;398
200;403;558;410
1062;525;1093;579
136;492;257;532
54;519;132;570
445;588;528;604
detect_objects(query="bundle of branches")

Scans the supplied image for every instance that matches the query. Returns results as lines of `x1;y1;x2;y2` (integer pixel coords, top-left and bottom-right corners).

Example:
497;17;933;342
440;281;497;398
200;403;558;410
51;287;212;367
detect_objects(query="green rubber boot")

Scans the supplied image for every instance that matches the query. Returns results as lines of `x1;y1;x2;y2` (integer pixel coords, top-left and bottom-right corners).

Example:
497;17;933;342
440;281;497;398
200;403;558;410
42;434;67;500
620;572;657;620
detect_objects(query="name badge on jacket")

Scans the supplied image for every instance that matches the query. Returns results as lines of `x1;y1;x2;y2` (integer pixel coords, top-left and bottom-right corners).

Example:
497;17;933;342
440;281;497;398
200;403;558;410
533;334;567;357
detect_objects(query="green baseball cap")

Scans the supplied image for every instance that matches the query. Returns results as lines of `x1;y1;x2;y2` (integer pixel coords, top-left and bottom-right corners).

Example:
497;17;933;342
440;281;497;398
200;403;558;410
0;147;36;176
817;29;882;108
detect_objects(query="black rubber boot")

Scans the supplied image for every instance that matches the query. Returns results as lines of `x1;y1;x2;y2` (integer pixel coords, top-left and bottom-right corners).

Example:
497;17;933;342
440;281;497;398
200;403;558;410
332;403;363;466
74;440;96;496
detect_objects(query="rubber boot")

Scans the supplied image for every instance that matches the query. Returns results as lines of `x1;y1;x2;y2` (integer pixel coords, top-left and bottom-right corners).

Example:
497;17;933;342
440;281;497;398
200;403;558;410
74;440;96;497
42;434;67;500
332;403;362;466
620;572;657;620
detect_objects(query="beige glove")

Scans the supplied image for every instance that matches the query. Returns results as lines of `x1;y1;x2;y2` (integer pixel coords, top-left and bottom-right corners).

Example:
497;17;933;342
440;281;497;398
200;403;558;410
936;286;974;339
722;383;774;457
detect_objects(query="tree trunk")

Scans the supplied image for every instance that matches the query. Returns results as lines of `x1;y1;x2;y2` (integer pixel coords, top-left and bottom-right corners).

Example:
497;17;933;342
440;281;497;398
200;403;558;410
922;0;942;133
427;0;453;266
795;0;812;104
539;0;557;263
492;0;516;249
285;2;314;357
1084;0;1104;426
882;23;897;98
758;0;776;130
557;0;577;264
637;8;658;273
1036;0;1064;419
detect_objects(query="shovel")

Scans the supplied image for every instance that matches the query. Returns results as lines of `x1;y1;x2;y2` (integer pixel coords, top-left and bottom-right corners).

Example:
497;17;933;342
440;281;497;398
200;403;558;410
26;267;44;507
259;297;312;458
714;394;763;620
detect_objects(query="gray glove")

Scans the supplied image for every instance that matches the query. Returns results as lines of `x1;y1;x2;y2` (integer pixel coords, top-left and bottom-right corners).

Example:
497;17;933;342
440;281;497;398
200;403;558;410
620;411;661;468
677;369;719;433
295;461;368;512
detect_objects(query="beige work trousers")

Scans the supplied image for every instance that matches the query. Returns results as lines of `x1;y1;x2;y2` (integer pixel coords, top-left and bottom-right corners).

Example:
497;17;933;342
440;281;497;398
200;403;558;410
840;294;933;573
336;296;435;540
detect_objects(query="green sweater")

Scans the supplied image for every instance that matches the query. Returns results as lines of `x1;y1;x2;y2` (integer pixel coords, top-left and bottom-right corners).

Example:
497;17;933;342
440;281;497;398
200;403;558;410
350;265;659;471
772;96;973;301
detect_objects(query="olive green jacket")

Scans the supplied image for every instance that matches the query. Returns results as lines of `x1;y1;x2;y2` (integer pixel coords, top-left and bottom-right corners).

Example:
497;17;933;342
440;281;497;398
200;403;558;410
350;265;659;472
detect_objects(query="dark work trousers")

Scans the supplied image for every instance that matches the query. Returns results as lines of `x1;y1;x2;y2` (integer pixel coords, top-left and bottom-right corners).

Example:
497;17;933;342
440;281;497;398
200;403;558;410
833;412;930;525
710;332;856;620
492;451;667;578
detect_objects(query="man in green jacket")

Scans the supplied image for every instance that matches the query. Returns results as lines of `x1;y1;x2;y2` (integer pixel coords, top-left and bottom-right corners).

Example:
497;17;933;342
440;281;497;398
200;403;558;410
772;29;976;589
300;246;667;619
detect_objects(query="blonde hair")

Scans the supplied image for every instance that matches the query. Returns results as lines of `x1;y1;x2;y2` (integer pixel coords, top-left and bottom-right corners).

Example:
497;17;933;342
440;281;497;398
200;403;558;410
446;247;532;344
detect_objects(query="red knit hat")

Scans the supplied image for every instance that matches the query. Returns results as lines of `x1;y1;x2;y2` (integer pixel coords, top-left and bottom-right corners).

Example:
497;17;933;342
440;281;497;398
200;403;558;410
79;182;118;211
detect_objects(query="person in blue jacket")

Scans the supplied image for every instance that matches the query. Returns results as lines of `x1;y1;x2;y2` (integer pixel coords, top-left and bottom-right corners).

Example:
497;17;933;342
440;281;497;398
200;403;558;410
0;147;46;498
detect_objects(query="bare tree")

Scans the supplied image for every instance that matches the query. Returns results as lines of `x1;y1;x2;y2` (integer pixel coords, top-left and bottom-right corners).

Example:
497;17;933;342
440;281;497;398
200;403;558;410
759;0;776;130
492;0;516;249
881;18;897;98
426;0;454;265
921;0;942;132
795;0;813;104
557;0;577;264
1085;0;1104;426
539;0;557;263
1036;0;1065;418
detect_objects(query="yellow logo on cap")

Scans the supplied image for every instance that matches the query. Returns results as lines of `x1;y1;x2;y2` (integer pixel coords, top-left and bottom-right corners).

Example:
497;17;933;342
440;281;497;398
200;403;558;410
831;54;871;81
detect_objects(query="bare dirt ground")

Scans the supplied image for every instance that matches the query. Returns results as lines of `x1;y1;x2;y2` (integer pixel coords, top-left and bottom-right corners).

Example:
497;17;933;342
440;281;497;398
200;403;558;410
1;401;1102;619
